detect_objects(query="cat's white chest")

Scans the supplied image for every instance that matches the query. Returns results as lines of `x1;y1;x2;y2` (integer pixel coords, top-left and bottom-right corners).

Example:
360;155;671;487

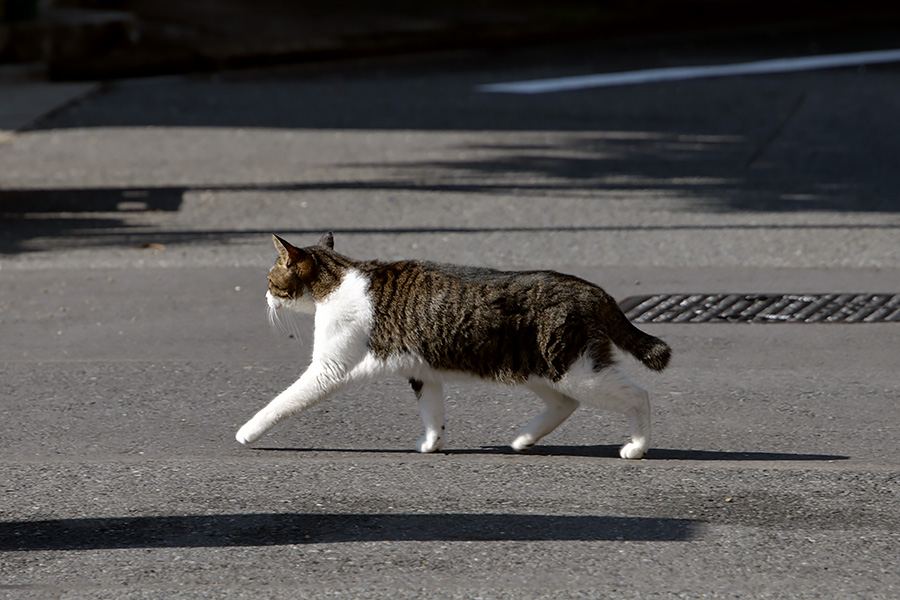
312;270;375;368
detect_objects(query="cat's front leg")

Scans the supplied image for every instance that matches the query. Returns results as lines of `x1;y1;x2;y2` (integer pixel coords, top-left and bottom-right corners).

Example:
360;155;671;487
236;364;345;445
410;379;445;453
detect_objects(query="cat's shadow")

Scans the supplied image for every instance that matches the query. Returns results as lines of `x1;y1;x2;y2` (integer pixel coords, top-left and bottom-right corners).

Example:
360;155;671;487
257;446;848;462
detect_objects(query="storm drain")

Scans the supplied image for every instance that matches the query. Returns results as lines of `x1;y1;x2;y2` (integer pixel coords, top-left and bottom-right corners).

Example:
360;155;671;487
619;293;900;324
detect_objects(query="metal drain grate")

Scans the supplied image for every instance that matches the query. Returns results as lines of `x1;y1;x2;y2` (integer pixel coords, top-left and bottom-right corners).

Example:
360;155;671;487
619;293;900;324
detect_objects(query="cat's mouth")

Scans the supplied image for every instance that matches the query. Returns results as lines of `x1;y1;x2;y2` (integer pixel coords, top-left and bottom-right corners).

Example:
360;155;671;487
266;290;284;311
266;289;316;316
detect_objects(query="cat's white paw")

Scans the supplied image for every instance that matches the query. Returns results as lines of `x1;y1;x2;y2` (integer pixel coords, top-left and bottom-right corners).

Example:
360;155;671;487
619;441;647;459
236;421;264;446
416;435;443;453
511;435;536;452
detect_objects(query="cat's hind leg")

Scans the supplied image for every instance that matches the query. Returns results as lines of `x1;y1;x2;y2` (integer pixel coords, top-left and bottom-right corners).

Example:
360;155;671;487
618;389;651;460
556;363;650;459
410;379;445;453
511;380;579;452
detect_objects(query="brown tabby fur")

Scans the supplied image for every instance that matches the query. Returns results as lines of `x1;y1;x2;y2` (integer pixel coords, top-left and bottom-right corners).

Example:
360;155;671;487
268;234;670;383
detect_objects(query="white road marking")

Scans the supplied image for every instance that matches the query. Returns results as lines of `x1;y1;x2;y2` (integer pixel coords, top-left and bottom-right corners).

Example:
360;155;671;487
477;48;900;94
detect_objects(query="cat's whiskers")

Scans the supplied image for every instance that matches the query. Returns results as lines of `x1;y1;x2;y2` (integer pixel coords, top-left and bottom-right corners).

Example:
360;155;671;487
268;305;305;343
286;313;306;343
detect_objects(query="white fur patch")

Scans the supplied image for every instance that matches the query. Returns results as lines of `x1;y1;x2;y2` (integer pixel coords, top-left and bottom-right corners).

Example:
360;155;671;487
311;269;374;371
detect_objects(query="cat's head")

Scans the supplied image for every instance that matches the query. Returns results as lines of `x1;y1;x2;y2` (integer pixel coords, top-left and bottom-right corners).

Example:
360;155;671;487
266;232;335;314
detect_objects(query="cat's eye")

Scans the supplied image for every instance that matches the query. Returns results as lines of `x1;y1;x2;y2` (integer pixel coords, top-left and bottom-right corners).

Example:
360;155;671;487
269;281;289;296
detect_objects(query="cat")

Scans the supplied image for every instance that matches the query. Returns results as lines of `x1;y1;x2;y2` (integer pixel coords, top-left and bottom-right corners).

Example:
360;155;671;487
236;233;671;459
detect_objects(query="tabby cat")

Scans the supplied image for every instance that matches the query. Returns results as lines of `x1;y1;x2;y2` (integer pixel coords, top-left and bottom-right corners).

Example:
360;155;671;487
236;233;671;459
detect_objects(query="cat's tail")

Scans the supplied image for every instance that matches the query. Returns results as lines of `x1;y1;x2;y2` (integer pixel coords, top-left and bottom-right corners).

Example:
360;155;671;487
603;299;671;371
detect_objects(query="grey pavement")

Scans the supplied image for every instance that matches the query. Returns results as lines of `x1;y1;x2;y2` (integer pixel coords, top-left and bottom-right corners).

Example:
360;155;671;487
1;27;900;599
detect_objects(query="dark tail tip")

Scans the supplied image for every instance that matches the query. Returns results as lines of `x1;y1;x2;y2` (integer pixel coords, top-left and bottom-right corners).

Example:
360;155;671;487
642;340;672;371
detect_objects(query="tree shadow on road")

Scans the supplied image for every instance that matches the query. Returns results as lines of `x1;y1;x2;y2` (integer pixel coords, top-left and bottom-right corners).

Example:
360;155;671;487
9;182;895;256
0;512;698;551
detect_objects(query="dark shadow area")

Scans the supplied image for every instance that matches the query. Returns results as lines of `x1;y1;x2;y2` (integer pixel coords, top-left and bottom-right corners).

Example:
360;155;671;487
644;448;849;461
0;187;182;254
0;512;697;551
0;187;184;214
258;445;849;462
26;19;900;132
31;0;900;81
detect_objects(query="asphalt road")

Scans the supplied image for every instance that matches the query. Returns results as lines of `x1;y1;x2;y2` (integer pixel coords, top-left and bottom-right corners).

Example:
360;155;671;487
1;29;899;598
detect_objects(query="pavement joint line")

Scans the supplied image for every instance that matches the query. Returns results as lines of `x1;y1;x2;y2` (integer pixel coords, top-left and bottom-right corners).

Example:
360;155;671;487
477;48;900;93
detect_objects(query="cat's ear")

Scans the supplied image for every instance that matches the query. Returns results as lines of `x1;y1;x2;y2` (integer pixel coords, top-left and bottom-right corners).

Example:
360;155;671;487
318;231;334;250
272;234;305;266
